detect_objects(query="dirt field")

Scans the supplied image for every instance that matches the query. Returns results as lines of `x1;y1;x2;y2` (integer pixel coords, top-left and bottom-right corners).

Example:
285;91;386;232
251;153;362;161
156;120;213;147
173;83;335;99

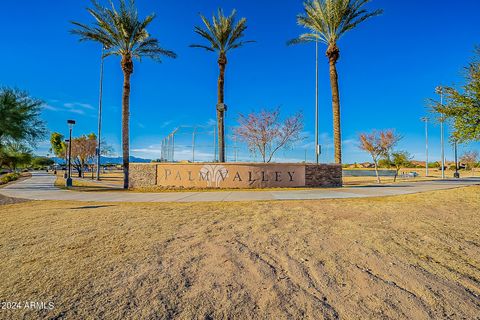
0;187;479;319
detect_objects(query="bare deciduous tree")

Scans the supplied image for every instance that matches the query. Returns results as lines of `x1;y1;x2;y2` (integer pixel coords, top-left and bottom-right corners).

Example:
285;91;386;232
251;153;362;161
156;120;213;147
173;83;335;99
235;109;304;163
359;130;401;183
460;151;479;174
71;134;97;177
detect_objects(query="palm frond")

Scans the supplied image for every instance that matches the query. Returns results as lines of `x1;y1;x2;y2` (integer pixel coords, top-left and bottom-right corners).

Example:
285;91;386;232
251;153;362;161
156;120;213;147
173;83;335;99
71;0;176;62
189;44;215;52
290;0;382;46
287;33;321;46
191;8;253;55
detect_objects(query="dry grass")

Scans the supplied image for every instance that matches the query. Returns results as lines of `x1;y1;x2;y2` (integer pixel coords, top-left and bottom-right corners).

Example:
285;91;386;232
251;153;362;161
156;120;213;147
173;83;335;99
343;167;478;185
1;187;479;319
54;171;124;192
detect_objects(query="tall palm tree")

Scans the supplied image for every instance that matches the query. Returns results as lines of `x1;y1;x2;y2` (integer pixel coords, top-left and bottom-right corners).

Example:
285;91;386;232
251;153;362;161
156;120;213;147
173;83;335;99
191;9;253;163
289;0;382;164
71;0;176;188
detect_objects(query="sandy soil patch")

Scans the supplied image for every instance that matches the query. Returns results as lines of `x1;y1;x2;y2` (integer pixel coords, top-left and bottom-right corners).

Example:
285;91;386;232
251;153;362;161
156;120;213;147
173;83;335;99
0;187;479;319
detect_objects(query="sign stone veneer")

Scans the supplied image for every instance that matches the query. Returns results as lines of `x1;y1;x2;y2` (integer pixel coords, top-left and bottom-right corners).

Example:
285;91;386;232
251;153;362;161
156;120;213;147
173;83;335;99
129;163;342;189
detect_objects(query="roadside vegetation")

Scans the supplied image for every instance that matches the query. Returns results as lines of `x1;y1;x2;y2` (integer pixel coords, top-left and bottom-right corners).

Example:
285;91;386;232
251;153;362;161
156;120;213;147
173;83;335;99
0;87;47;174
0;172;20;185
432;48;480;142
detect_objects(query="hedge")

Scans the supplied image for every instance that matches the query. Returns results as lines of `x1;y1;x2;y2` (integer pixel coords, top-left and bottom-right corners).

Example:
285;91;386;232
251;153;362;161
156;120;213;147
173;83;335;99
0;173;20;185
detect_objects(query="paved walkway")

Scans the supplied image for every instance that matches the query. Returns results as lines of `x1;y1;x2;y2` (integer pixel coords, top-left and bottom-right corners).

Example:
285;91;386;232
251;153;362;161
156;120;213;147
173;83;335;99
1;172;479;203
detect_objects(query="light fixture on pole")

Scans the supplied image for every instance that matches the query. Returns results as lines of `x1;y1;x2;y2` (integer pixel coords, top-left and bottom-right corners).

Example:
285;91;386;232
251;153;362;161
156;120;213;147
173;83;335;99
436;86;445;179
421;117;429;177
66;119;76;187
96;46;105;181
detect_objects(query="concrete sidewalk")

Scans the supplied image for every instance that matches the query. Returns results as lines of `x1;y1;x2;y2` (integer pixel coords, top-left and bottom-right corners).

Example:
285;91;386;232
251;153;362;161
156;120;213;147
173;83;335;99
1;172;479;203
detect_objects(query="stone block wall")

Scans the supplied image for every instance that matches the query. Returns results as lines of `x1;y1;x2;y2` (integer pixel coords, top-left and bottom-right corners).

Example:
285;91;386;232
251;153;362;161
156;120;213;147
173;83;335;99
305;164;343;188
129;163;157;188
129;163;342;189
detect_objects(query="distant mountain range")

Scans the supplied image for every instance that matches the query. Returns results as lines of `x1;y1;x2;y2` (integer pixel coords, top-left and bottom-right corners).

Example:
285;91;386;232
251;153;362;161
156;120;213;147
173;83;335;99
51;156;152;165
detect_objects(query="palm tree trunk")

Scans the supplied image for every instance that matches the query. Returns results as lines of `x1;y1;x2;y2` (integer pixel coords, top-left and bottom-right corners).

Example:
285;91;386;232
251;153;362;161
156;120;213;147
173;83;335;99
217;54;227;163
121;56;133;189
327;45;342;164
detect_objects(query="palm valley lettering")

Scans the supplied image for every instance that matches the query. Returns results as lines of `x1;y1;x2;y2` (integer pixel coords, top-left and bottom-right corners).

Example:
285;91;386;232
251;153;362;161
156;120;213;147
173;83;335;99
155;164;306;188
160;168;296;184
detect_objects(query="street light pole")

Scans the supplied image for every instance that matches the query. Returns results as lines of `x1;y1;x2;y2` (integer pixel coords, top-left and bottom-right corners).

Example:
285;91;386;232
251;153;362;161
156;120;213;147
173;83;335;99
234;135;238;162
64;139;69;179
160;138;164;161
96;46;105;181
315;37;320;164
66;120;76;187
172;133;175;162
168;134;172;162
454;139;460;178
421;117;429;177
171;128;178;163
436;86;445;179
192;127;196;163
213;125;217;162
440;117;445;179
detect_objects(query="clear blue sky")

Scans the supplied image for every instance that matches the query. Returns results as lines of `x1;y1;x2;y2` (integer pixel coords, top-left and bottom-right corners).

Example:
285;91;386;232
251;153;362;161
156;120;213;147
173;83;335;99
1;0;479;163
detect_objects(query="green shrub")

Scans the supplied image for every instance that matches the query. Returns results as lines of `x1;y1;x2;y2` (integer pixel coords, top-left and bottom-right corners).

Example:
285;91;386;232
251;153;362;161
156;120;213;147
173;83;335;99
0;172;20;185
